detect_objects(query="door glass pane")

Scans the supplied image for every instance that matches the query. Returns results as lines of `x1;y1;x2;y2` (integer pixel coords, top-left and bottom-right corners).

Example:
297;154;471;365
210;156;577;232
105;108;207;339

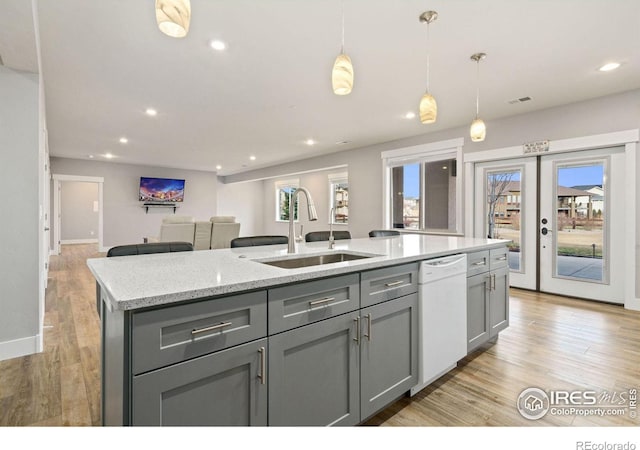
555;164;604;282
424;159;457;232
486;170;521;271
391;164;420;229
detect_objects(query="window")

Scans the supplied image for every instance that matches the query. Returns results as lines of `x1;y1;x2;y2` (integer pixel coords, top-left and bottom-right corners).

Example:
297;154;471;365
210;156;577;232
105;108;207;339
329;173;349;224
275;179;299;222
382;138;463;234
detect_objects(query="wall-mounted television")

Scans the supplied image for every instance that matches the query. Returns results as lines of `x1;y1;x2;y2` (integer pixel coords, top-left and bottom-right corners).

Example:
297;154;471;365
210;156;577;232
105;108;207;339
139;177;185;203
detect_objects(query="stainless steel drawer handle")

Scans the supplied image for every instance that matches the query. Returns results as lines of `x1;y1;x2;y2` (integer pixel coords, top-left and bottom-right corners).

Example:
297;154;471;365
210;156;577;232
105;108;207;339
384;280;404;287
258;347;266;385
309;296;336;306
191;321;232;336
496;256;507;261
472;260;487;266
364;314;372;341
353;317;360;344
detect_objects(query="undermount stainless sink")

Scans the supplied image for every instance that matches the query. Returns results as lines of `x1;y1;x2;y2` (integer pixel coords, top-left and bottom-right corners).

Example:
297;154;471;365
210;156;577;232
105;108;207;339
258;252;376;269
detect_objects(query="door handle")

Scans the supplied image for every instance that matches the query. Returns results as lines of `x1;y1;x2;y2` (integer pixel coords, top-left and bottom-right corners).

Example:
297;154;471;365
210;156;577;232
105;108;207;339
364;314;372;341
44;227;50;231
541;227;552;236
258;347;266;385
353;317;360;344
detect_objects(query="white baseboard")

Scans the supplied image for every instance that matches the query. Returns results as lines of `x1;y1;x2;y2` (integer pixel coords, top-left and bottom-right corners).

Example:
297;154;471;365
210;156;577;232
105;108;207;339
99;246;110;253
60;239;98;244
49;248;59;256
625;297;640;311
0;334;42;362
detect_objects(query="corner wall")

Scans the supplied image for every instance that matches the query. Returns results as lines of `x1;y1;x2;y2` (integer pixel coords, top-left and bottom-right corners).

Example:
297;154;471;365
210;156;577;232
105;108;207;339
0;67;41;360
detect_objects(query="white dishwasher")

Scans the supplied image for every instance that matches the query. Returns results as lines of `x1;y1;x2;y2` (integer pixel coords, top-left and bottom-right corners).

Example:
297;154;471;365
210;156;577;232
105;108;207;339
410;253;467;396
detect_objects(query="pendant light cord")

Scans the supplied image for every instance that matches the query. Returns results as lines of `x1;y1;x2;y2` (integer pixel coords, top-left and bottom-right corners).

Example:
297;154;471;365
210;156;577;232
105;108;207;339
475;59;480;118
341;0;345;54
426;23;431;93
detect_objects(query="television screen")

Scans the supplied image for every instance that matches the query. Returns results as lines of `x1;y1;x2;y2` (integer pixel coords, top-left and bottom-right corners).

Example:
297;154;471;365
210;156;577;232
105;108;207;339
139;177;185;203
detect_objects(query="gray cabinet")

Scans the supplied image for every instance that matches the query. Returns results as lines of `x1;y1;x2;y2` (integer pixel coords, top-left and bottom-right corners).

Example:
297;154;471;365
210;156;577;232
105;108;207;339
268;311;360;426
132;338;267;426
466;248;510;353
360;293;418;420
269;291;418;425
360;262;418;307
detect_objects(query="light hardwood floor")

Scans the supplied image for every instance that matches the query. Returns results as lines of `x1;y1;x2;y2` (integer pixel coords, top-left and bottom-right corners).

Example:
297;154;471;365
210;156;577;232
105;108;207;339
1;244;638;426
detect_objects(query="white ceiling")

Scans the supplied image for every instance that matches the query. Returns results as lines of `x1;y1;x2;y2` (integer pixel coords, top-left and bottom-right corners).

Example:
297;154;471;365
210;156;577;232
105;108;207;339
12;1;640;175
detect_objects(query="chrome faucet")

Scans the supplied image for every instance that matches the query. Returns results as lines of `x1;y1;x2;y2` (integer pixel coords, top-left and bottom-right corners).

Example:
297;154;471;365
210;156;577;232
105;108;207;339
328;207;335;249
288;187;318;253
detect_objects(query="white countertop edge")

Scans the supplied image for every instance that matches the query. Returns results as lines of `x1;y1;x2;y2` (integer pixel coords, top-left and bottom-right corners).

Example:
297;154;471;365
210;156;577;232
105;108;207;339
88;236;510;312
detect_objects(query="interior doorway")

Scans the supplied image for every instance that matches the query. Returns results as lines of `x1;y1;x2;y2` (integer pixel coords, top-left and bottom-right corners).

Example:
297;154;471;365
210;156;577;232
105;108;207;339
51;174;104;255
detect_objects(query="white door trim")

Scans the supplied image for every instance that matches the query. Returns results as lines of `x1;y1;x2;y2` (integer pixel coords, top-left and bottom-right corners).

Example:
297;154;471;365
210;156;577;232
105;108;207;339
463;129;639;310
52;174;105;255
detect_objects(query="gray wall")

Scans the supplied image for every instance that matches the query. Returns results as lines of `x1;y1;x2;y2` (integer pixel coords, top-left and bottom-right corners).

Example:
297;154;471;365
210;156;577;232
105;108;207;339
50;158;218;249
222;89;640;296
0;67;40;349
216;179;264;237
60;181;99;241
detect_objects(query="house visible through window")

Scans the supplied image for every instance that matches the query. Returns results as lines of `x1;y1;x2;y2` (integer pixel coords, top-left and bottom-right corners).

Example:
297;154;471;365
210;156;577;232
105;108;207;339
275;179;299;222
329;173;348;224
383;139;463;234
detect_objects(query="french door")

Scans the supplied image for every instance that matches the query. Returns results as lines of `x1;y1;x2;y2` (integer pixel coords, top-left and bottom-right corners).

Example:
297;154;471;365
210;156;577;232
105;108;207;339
475;158;537;290
539;147;625;303
474;146;625;303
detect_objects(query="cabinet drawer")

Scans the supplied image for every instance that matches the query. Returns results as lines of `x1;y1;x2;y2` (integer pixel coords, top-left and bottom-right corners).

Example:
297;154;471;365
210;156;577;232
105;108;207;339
360;263;418;308
466;250;490;277
490;247;509;270
132;291;267;374
268;273;360;334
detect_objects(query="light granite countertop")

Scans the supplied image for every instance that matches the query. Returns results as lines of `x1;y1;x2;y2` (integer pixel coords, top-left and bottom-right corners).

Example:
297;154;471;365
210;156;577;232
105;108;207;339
87;235;509;311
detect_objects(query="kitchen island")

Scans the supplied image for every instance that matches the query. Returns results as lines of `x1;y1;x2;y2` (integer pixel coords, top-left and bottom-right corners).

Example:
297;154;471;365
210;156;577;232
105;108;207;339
88;234;510;426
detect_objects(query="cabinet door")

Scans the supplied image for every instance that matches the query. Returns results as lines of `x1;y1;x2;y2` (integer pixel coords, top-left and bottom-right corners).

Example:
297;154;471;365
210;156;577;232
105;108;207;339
132;339;267;426
489;266;509;337
269;312;360;426
467;272;491;352
360;293;418;420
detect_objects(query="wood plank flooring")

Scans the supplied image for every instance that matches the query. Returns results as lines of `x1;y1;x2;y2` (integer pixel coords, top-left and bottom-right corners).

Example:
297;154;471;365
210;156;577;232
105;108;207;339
1;244;638;426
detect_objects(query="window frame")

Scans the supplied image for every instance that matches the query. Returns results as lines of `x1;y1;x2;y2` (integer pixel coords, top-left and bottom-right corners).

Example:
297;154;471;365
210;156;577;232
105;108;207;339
381;138;464;235
328;172;349;225
275;178;300;222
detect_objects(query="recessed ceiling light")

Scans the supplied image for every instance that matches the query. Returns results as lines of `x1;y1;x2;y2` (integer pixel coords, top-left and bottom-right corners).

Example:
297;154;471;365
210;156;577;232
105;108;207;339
145;108;158;116
104;153;115;159
88;155;94;159
249;155;256;161
210;40;227;51
305;139;315;146
405;112;416;119
119;137;128;144
599;62;620;72
215;165;222;170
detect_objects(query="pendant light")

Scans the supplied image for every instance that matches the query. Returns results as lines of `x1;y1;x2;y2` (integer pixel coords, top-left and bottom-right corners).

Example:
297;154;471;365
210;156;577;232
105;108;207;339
419;11;438;124
470;52;487;142
332;0;354;95
155;0;191;38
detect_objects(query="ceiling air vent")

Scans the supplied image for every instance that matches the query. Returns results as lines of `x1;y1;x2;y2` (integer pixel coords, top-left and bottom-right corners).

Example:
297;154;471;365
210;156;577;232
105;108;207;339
508;96;532;104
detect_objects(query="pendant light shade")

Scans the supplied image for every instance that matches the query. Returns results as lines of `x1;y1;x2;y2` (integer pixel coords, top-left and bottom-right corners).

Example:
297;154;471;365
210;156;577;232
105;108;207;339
419;93;437;124
470;118;486;142
419;11;438;124
332;1;353;95
470;52;487;142
332;53;354;95
155;0;191;38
